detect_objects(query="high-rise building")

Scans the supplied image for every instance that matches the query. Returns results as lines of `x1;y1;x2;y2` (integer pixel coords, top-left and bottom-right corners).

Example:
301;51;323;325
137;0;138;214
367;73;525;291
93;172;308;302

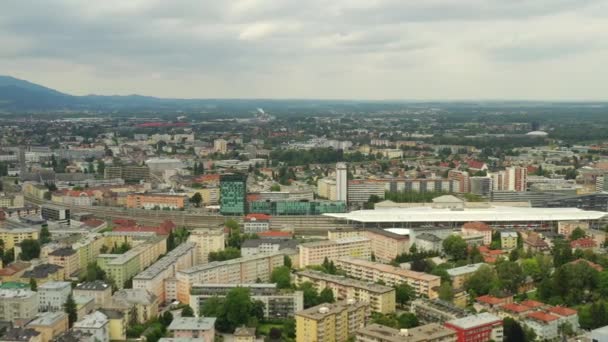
220;174;247;215
448;170;470;194
213;139;228;153
470;177;492;196
104;165;150;183
187;228;225;264
490;167;527;192
295;300;368;342
336;163;347;202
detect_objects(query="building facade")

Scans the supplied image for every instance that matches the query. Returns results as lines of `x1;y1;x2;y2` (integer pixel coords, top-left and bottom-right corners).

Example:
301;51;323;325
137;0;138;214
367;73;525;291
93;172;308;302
220;174;247;215
296;300;368;342
299;237;371;267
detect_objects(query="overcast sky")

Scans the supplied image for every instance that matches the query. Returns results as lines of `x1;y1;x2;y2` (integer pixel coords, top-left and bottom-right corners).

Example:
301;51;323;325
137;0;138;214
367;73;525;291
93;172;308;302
1;0;607;100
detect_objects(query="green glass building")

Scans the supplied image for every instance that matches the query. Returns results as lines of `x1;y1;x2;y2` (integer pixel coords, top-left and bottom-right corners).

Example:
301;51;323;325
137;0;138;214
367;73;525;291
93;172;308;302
220;174;248;215
249;200;346;216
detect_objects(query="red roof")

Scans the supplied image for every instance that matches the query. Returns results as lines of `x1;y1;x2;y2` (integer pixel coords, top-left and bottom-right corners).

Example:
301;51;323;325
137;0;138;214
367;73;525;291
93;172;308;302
476;295;505;305
113;220;176;235
567;259;604;272
258;231;292;238
527;311;560;323
467;160;486;170
570;238;597;249
502;303;531;313
245;214;271;221
521;300;544;308
548;306;577;317
463;222;491;231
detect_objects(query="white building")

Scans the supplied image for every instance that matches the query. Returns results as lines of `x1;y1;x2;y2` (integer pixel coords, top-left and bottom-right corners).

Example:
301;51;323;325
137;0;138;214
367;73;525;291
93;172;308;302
73;311;110;342
0;289;39;321
145;158;185;173
38;281;72;312
336;163;347;202
214;139;228;153
243;214;271;234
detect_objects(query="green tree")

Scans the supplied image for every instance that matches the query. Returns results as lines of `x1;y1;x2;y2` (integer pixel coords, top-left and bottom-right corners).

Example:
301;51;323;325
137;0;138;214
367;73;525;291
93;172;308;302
496;260;524;294
190;193;203;207
397;313;419;329
181;305;195;317
64;294;78;327
503;317;526;342
159;311;173;326
469;245;484;263
319;288;335;304
97;160;105;175
29;278;37;291
298;282;319;308
438;282;454;301
208;247;241;262
40;226;52;244
395;283;415;306
284;255;292;269
442;235;468;261
570;227;587;241
270;183;281;191
19;239;41;261
270;266;291;289
465;265;498;296
224;287;253;331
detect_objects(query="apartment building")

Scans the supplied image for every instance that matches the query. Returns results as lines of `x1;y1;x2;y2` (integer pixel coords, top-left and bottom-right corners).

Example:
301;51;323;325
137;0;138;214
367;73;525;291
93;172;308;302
446;263;487;290
126;193;186;210
0;288;39;321
41;205;70;222
243;213;271;233
22;264;64;284
295;300;368;342
299;237;371;267
317;178;337;201
335;257;441;299
109;289;159;324
38;282;71;312
448;171;470;194
241;239;298;257
175;252;287;303
73;281;112;308
104;165;150;183
356;323;457;342
491;167;527;192
72;234;105;271
26;312;69;342
133;242;196;303
444;313;503;342
347;180;385;204
168;317;216;340
187;228;225;264
48;248;80;278
500;232;518;250
295;270;395;314
327;228;366;241
0;226;40;249
190;283;304;319
461;222;492;246
365;228;410;262
411;299;468;325
73;311;110;342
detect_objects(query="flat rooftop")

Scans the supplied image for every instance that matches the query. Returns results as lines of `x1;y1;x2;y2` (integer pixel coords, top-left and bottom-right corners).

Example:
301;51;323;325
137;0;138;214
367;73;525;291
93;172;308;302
336;257;440;282
446;313;502;329
296;270;394;294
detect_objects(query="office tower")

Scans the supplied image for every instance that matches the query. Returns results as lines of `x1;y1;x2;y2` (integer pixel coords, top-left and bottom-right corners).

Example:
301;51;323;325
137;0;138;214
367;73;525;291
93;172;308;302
220;173;247;215
336;163;347;202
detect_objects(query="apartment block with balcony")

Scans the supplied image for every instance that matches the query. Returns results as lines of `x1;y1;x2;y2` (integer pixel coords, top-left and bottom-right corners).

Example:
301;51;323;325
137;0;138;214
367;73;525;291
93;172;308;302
296;300;368;342
299;237;371;267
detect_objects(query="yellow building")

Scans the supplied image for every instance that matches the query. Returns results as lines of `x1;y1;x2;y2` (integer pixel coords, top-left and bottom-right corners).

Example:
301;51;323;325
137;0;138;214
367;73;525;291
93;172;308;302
48;248;80;279
109;289;159;324
22;182;49;200
327;228;366;241
21;264;64;285
187;228;225;264
72;234;105;272
27;312;69;342
295;300;368;342
295;270;395;314
299;237;371;267
500;232;518;250
99;309;126;341
0;226;40;250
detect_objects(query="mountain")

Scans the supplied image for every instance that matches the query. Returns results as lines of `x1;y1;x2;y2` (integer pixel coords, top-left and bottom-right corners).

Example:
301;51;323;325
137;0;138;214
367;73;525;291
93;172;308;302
0;75;80;111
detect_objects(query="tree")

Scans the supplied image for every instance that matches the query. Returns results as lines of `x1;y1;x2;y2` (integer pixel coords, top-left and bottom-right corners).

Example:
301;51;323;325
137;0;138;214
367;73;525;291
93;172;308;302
224;287;253;331
29;278;37;291
284;255;292;269
465;265;498;296
495;260;524;294
40;226;52;244
319;288;335;304
397;313;419;329
208;247;241;262
570;227;587;241
503;317;526;342
190;193;202;207
298;282;319;308
270;183;281;191
181;305;194;317
270;266;291;289
442;235;468;261
438;281;454;301
469;245;484;263
251;300;265;322
159;311;173;326
19;239;41;261
64;294;78;327
395;284;415;306
97;160;105;175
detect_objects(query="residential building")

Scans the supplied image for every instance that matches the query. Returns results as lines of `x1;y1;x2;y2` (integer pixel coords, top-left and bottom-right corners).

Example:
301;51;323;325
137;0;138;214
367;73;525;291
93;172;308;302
72;234;105;271
523;311;559;340
54;330;95;342
500;232;518;250
0;288;38;321
243;214;271;233
248;200;346;215
133;242;196;303
446;263;486;290
365;228;410;262
356;323;457;342
295;270;395;314
570;237;598;250
591;325;608;341
470;177;491;197
109;289;159;323
189;283;303;318
41;205;70;222
22;264;64;284
411;299;467;324
299;237;371;267
234;326;256;342
103;165;150;183
448;171;470;194
491;167;527;192
336;163;347;202
98;309;126;341
187;228;225;264
547;306;579;333
48;248;79;278
176;252;287;303
168;317;216;340
317;178;337;201
327;228;366;241
73;281;112;308
241;239;298;257
26;312;69;342
0;328;42;342
335;257;441;299
73;311;109;342
38;281;71;312
347;180;385;205
126;193;186;210
220;174;247;215
461;222;492;246
214;138;228;153
0;261;31;282
296;300;368;342
0;226;40;249
444;313;503;342
74;295;95;321
414;233;443;252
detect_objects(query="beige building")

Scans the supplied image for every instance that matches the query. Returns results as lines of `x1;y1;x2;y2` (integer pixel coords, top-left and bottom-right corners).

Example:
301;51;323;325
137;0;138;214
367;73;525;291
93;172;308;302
48;248;80;278
500;232;518;250
175;251;287;303
133;242;196;303
27;312;69;342
295;270;395;314
335;257;441;299
327;228;367;241
365;228;410;263
187;228;225;264
356;323;457;342
296;300;368;342
213;139;228;153
446;263;487;290
0;288;38;321
72;234;105;272
317;178;337;200
74;281;113;309
299;237;371;267
108;289;159;324
0;226;40;250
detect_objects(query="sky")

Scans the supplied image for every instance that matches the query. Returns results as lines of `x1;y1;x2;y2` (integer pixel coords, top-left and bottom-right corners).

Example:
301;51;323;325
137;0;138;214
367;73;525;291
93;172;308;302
1;0;607;100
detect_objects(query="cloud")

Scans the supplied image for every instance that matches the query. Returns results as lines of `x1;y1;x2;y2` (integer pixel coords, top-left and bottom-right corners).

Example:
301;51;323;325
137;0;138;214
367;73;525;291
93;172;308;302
0;0;607;99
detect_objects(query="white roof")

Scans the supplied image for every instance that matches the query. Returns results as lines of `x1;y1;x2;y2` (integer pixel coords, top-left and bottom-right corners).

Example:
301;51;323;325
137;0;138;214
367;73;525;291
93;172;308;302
384;228;411;236
324;205;606;223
